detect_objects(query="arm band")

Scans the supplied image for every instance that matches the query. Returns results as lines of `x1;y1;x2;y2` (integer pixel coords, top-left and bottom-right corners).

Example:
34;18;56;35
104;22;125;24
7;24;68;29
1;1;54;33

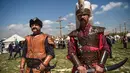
100;50;108;65
72;53;81;67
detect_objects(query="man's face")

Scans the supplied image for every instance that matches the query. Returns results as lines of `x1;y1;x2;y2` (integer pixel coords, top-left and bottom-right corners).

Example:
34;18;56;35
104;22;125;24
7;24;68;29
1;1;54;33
30;24;41;33
77;14;89;28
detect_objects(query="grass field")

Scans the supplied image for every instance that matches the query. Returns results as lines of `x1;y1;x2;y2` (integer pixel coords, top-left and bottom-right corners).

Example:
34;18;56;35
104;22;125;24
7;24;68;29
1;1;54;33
0;42;130;73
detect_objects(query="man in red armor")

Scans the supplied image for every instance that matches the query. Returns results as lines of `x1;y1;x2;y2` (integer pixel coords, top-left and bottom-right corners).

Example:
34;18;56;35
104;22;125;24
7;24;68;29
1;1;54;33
20;17;55;73
67;0;110;73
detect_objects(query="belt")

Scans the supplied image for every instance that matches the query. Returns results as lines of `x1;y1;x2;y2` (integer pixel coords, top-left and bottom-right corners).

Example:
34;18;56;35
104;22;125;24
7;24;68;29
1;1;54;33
26;58;44;68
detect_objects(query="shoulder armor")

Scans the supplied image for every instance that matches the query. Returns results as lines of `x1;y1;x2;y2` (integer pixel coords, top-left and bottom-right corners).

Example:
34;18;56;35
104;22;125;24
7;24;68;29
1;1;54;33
25;35;30;39
68;29;79;37
92;26;105;33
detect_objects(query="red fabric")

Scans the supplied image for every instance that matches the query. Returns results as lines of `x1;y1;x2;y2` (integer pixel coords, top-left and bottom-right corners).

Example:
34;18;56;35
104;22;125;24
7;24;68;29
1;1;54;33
78;23;91;37
72;66;77;73
67;37;77;60
88;46;99;51
70;37;77;52
67;25;109;73
99;33;103;50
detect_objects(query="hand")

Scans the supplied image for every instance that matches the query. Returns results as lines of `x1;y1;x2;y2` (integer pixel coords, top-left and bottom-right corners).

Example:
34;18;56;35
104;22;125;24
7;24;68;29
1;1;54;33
77;66;87;73
39;63;46;71
95;65;104;73
20;68;24;73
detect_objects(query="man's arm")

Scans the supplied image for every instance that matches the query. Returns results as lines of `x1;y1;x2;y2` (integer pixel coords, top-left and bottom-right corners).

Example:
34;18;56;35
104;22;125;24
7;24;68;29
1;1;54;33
20;40;27;72
67;36;81;67
98;35;110;66
38;36;55;71
20;58;25;69
103;35;110;52
43;36;55;66
67;36;87;73
95;35;110;73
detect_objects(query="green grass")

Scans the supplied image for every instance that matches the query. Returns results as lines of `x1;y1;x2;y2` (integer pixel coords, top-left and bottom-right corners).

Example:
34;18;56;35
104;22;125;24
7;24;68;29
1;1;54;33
0;42;130;73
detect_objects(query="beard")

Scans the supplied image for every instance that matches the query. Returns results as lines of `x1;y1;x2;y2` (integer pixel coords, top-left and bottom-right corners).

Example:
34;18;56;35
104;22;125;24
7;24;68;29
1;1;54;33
80;19;88;29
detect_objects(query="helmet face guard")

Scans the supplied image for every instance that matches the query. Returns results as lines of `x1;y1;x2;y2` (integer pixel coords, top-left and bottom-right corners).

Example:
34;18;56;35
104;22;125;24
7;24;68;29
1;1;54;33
29;17;43;28
76;0;93;29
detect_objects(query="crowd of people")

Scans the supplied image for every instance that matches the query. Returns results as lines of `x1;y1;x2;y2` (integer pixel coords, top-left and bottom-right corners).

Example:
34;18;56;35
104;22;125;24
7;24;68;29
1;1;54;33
7;41;25;60
0;41;5;54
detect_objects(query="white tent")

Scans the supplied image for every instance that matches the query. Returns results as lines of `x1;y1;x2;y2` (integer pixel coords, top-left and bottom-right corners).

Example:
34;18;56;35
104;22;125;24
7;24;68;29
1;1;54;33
114;35;120;41
3;34;25;43
3;34;25;49
126;33;130;37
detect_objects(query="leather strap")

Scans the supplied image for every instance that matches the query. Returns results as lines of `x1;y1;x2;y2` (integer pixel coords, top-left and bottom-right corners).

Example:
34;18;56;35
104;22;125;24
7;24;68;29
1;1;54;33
72;53;81;67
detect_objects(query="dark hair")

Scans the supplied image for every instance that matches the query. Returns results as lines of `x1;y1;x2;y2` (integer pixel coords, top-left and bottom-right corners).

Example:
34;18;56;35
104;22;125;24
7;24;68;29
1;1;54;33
29;17;43;28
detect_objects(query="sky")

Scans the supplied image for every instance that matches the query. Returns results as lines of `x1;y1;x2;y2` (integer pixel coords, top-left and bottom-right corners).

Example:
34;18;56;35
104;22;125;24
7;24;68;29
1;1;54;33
0;0;130;39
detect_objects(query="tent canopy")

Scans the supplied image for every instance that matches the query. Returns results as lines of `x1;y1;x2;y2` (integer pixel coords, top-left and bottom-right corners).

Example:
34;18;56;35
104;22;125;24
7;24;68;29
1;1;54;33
126;33;130;37
3;34;25;43
114;35;120;38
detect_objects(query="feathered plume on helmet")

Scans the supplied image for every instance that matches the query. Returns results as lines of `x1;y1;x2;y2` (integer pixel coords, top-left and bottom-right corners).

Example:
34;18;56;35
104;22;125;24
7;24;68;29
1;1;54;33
75;0;93;29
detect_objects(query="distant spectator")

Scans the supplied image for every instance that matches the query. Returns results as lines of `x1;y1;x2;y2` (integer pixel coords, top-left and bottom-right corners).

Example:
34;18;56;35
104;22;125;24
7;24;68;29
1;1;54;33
128;37;130;42
0;42;5;54
106;35;113;58
0;41;2;53
8;42;14;60
112;37;115;44
122;35;128;49
13;43;21;59
19;41;24;50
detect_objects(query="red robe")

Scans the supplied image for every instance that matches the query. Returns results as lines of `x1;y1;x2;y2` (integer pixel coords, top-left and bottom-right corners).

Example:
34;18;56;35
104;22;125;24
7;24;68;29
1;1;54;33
67;24;110;73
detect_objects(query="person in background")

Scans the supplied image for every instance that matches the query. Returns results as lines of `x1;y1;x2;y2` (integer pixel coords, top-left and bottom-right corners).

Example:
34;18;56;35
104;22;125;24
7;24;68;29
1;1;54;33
8;42;14;60
13;42;22;59
0;42;5;54
123;35;128;49
105;35;113;58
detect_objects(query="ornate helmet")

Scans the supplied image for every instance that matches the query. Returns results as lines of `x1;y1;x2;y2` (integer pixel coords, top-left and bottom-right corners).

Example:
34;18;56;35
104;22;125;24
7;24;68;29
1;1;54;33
29;17;43;28
75;0;93;29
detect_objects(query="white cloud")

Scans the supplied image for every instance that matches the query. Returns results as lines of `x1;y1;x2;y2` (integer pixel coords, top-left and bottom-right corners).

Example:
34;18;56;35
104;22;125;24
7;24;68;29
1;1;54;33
42;24;51;29
95;2;123;14
57;13;74;21
95;11;104;14
94;21;101;25
65;22;76;31
56;17;67;21
43;20;55;25
0;24;31;39
0;20;57;39
105;27;115;33
65;13;74;18
92;4;98;11
61;17;67;21
65;26;69;29
8;24;16;29
8;24;28;30
41;27;54;34
124;4;128;9
41;20;58;35
0;13;75;39
102;2;122;11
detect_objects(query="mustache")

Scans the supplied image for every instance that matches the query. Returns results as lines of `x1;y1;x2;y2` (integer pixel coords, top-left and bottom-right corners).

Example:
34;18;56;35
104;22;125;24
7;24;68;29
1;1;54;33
32;27;38;30
79;18;86;28
80;19;86;24
80;18;85;21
